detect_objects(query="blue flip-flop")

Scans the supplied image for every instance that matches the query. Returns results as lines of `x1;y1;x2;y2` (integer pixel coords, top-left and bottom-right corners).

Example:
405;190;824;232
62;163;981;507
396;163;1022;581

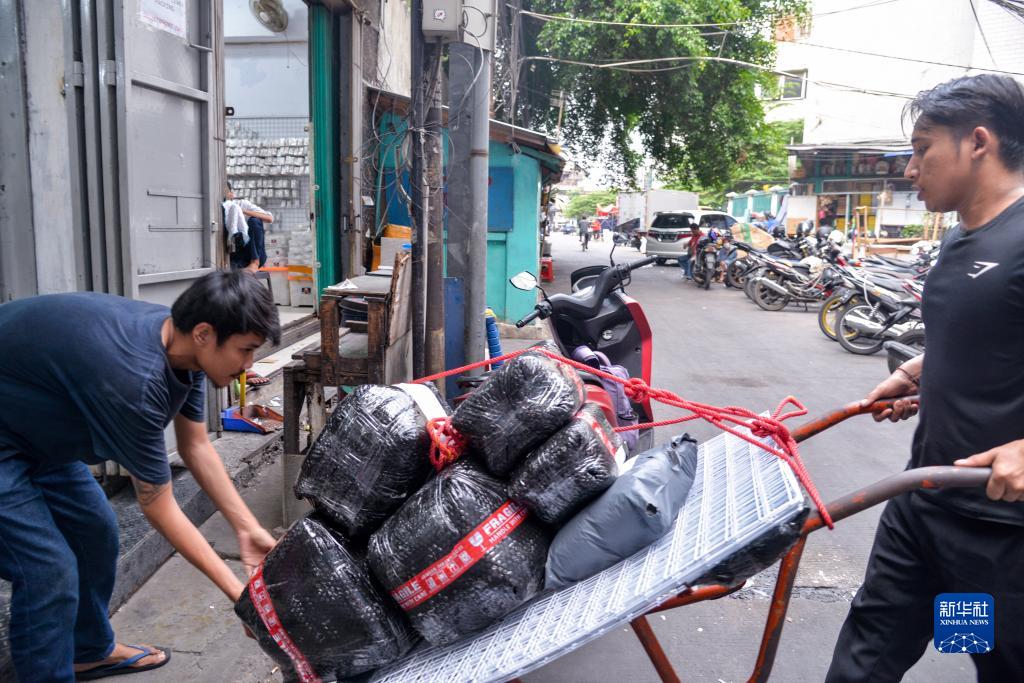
75;645;171;680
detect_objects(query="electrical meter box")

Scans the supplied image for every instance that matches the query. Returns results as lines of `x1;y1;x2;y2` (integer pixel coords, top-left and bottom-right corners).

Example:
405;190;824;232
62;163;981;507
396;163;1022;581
423;0;462;40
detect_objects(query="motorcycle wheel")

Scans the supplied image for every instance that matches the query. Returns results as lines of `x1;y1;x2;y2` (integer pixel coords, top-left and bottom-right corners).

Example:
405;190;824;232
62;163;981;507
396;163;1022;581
704;255;717;290
726;260;747;288
837;304;886;355
818;294;860;342
692;267;707;287
753;278;789;311
743;268;763;301
886;328;926;374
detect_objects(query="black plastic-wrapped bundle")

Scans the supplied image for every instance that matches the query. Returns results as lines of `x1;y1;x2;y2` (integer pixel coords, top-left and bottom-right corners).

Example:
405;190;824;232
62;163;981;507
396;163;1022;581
451;349;584;476
508;403;622;525
294;383;448;537
545;434;699;590
235;515;414;680
367;460;550;646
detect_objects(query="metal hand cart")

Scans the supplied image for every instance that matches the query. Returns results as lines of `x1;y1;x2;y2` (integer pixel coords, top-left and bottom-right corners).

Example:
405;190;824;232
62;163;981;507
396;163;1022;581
367;398;988;683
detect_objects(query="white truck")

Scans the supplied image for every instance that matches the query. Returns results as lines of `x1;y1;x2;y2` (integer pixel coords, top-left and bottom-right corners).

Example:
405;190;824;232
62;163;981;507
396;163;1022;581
617;189;699;231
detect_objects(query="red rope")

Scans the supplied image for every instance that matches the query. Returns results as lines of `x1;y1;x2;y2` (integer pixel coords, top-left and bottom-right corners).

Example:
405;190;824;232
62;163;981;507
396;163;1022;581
426;417;467;472
413;347;833;528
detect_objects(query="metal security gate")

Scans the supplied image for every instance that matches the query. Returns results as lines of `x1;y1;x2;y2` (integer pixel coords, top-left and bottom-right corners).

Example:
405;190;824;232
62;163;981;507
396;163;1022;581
118;0;218;305
60;0;219;306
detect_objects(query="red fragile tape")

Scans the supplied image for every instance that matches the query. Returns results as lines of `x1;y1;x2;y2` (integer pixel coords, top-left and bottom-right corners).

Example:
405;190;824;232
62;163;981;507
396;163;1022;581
576;411;616;456
248;565;322;683
390;499;529;611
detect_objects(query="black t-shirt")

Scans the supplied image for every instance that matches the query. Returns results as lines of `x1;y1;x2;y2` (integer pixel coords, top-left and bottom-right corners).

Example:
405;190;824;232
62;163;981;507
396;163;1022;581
912;196;1024;525
0;293;206;484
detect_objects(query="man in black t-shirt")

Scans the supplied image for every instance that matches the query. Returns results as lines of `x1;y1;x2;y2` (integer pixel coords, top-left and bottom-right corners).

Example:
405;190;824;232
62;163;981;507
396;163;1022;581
826;75;1024;681
0;272;281;682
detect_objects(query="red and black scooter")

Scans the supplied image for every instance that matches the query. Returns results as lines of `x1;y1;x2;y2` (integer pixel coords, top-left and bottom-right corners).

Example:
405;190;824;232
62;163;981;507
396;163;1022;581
512;233;656;455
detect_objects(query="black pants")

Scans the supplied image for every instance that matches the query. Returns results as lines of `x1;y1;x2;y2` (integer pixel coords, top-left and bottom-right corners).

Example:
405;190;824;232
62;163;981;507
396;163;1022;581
230;217;266;269
826;492;1024;682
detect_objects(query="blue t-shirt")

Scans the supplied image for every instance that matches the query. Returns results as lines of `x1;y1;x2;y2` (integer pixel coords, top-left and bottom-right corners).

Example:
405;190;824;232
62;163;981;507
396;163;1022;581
0;292;205;484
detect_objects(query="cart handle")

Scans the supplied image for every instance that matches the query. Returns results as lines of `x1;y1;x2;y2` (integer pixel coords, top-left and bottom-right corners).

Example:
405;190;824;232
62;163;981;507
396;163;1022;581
803;465;991;533
790;397;919;444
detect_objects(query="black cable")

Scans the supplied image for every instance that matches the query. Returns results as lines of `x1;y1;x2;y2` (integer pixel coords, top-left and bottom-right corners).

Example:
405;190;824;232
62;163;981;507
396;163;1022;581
969;0;998;67
777;40;1024;77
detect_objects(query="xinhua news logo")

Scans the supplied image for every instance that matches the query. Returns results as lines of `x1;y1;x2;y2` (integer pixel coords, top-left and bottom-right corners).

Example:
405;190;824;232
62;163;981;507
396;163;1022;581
934;593;994;654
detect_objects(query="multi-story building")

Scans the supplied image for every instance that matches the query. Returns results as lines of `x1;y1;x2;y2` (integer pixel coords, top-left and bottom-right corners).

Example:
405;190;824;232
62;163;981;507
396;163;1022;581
764;0;1024;235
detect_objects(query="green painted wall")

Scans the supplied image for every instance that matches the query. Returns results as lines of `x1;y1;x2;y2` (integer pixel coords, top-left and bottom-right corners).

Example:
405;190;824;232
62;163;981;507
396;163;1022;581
486;143;541;322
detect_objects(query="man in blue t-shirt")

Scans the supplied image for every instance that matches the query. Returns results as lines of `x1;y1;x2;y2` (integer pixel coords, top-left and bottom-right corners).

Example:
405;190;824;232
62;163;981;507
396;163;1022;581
0;271;282;681
826;75;1024;681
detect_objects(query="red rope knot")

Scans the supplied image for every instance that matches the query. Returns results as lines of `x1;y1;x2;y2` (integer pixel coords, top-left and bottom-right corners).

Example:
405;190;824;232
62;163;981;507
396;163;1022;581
623;377;652;404
427;417;467;471
748;417;779;440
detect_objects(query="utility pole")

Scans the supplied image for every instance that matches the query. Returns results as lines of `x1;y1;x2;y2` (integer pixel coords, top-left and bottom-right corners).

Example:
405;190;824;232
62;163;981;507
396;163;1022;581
424;39;445;381
447;1;495;373
410;0;427;377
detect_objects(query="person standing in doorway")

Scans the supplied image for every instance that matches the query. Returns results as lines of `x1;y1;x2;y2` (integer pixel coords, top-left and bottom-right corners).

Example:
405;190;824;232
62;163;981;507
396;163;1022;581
826;74;1024;682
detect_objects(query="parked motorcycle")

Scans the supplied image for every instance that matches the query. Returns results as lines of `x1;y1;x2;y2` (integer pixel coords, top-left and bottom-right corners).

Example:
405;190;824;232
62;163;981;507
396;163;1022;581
835;278;924;355
746;239;846;311
884;328;926;373
690;234;720;290
512;234;656;455
818;253;932;343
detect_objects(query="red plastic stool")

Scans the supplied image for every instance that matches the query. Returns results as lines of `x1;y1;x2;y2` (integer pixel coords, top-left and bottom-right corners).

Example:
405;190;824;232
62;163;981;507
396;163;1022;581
540;257;554;282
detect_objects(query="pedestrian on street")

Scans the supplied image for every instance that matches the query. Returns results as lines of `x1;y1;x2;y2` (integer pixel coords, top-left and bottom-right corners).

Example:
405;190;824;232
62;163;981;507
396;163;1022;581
677;224;701;279
0;271;282;682
826;74;1024;682
578;218;590;251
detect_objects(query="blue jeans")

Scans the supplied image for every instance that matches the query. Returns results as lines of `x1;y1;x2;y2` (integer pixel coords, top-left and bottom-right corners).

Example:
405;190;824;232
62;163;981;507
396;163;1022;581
0;456;118;682
229;217;266;269
677;253;692;278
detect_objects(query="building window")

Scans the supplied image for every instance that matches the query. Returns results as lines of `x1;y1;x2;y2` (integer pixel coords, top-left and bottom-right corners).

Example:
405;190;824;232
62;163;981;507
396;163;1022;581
778;70;807;100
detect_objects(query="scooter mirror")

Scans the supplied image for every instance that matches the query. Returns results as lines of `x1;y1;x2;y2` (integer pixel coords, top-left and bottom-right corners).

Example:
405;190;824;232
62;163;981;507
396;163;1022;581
613;233;627;245
509;271;539;291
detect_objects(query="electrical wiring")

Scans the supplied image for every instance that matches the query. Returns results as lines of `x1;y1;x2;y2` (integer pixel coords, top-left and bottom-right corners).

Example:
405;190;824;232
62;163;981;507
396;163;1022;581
520;54;917;98
515;0;903;30
968;0;998;68
776;41;1024;77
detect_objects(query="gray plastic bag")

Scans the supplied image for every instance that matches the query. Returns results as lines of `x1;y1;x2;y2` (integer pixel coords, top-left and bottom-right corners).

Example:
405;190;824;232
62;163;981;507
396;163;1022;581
544;434;698;590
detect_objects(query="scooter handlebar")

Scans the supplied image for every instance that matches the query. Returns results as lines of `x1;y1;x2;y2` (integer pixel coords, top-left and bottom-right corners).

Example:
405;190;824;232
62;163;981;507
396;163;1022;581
515;309;542;328
626;256;658;272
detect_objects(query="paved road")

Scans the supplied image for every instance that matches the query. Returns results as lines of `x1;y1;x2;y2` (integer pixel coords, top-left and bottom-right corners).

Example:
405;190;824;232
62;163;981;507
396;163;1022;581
525;232;972;682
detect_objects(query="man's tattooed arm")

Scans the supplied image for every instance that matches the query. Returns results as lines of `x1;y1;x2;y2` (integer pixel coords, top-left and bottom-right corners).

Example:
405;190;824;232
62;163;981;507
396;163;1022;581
130;476;171;506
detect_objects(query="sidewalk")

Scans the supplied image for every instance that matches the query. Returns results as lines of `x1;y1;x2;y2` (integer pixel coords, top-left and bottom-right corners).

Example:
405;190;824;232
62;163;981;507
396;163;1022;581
109;459;285;681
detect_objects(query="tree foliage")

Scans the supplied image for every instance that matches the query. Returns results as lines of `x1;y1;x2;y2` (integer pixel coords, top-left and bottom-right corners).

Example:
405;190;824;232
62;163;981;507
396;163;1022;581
493;0;807;189
562;189;620;218
665;118;803;207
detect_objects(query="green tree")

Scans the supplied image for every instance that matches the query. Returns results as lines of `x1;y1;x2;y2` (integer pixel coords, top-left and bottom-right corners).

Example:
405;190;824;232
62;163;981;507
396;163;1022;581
494;1;806;188
563;189;619;218
666;118;803;207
